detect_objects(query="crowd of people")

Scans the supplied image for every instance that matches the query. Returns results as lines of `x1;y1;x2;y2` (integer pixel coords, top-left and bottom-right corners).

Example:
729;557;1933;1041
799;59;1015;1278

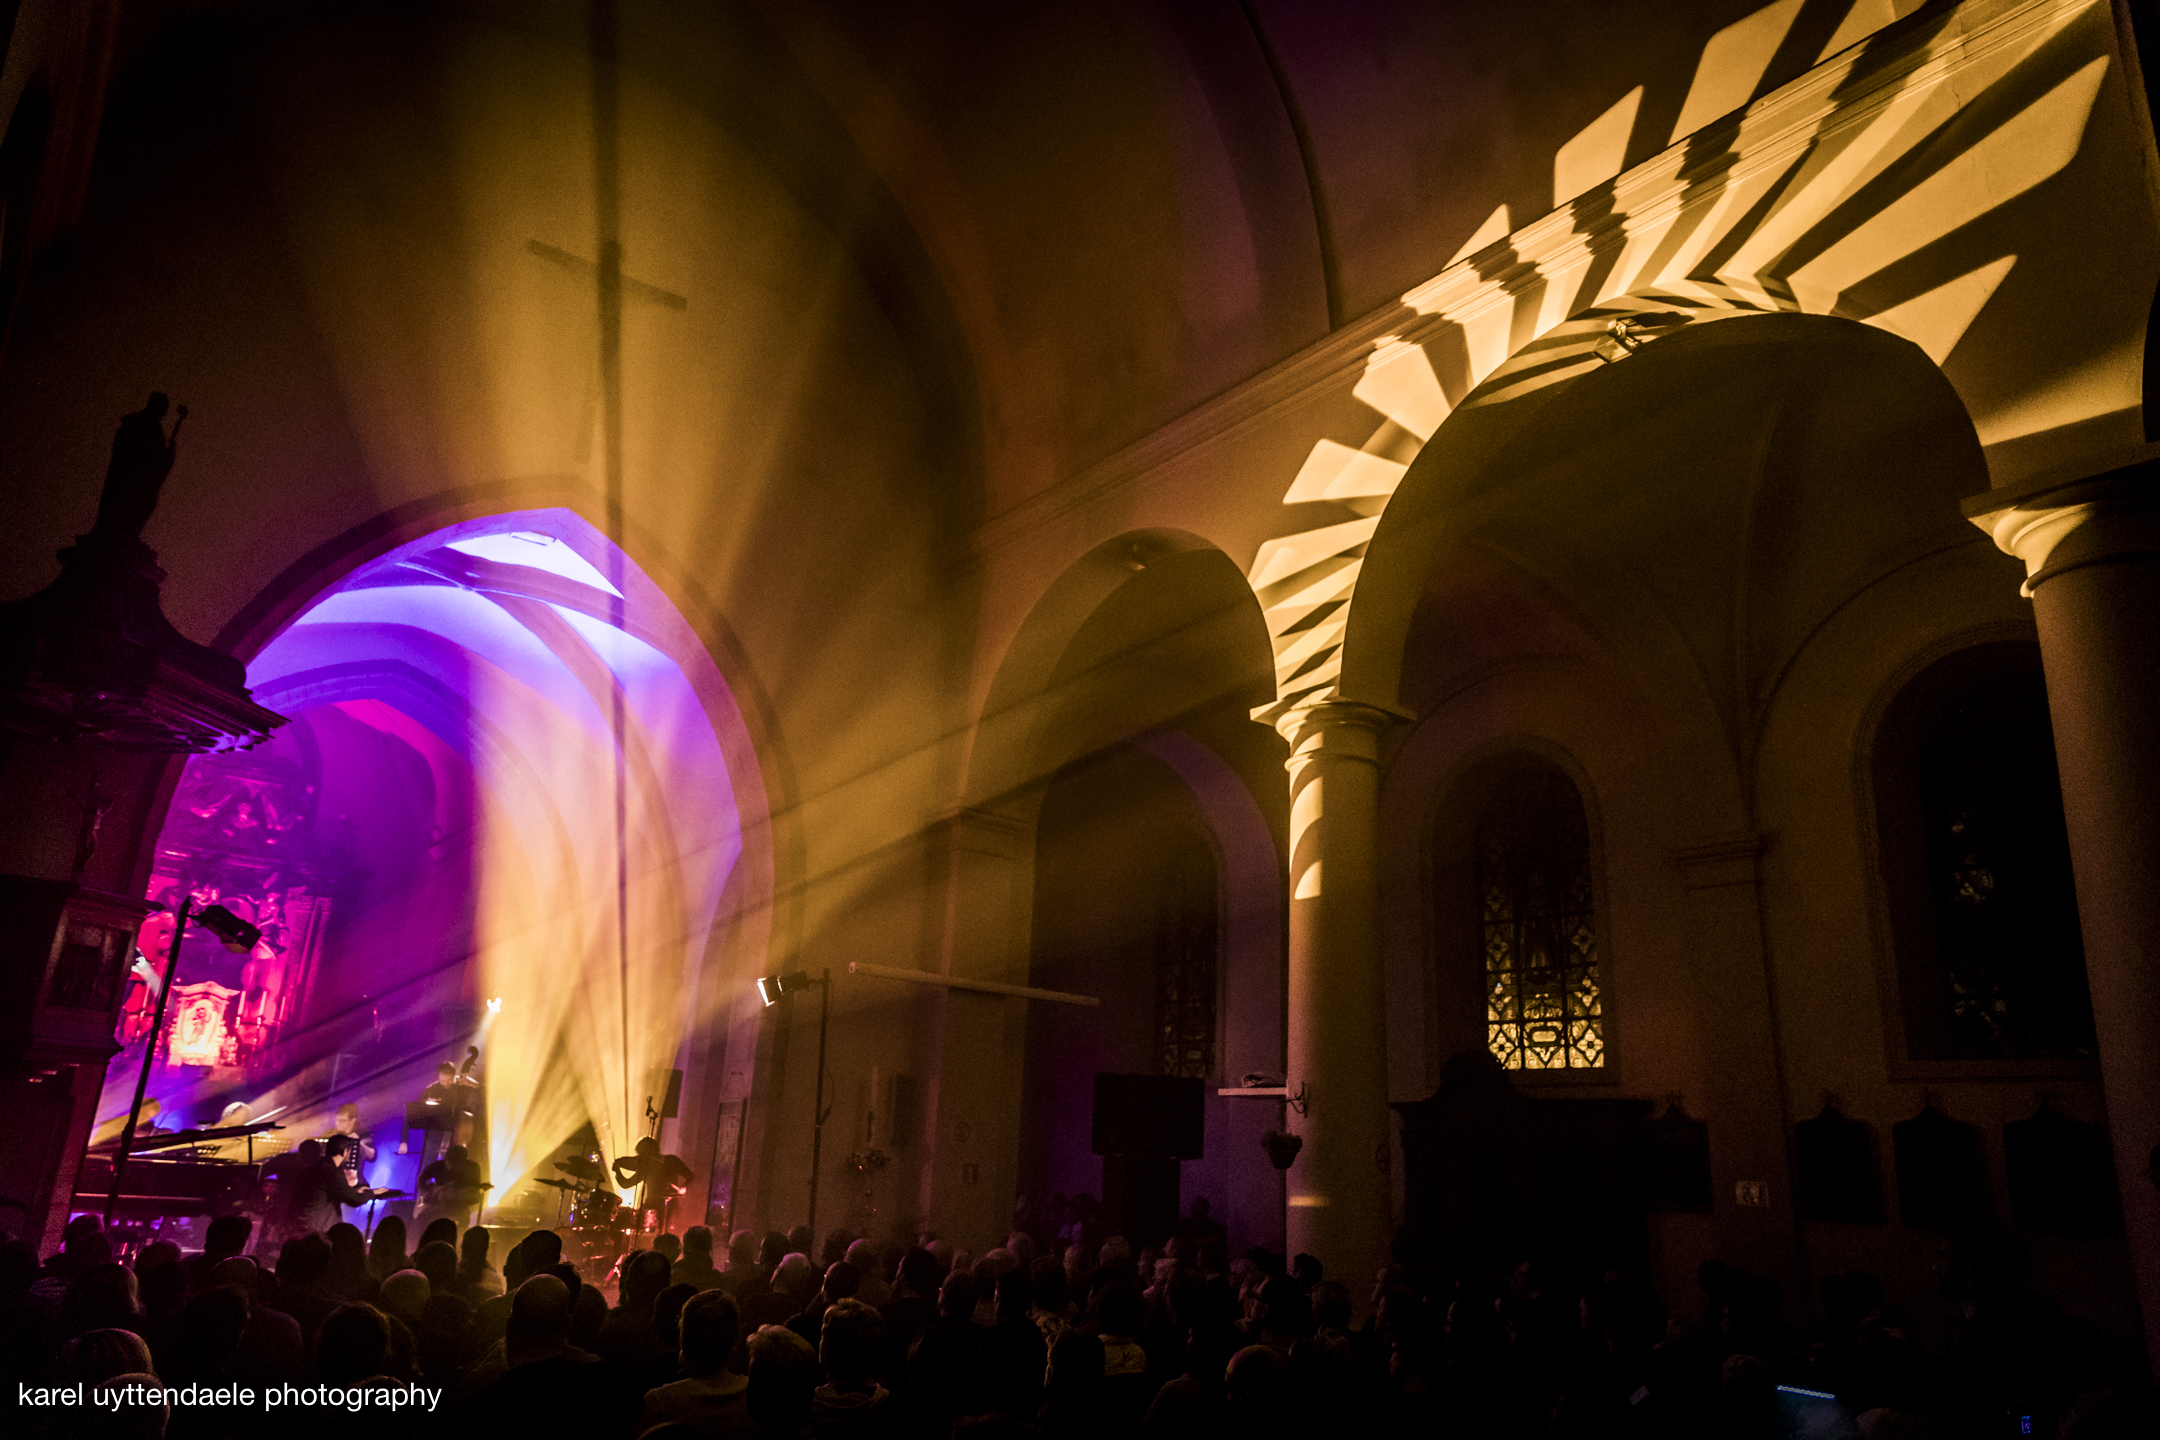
2;1204;2153;1438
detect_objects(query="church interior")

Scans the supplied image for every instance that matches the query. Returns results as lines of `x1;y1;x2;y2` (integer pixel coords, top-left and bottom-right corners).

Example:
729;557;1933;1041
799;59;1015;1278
2;0;2160;1421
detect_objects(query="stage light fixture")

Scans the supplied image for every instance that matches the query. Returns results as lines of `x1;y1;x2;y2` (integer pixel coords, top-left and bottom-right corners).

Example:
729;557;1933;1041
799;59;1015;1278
752;967;834;1236
486;996;503;1013
194;903;262;953
756;971;813;1007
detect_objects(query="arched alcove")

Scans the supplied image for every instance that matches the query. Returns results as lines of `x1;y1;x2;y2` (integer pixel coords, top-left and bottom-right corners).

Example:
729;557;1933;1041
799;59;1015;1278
110;508;770;1228
976;534;1284;1252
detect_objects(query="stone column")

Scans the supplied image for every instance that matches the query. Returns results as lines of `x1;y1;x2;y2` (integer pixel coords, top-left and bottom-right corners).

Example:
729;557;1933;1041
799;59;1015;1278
1975;463;2160;1372
1274;698;1400;1295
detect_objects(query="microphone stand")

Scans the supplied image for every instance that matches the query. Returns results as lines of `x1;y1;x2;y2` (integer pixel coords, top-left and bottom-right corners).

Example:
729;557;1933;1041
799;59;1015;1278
107;897;192;1225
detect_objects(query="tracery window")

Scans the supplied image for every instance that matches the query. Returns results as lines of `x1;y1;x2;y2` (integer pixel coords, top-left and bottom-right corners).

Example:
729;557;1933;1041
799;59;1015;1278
1155;845;1218;1079
1476;763;1602;1070
1909;656;2090;1057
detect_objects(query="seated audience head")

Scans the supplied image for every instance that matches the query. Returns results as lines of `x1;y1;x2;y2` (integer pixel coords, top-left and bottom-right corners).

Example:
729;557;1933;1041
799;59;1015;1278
77;1373;165;1440
413;1242;457;1293
938;1268;978;1322
820;1228;852;1267
785;1224;813;1258
61;1263;143;1337
996;1267;1032;1323
655;1232;682;1262
889;1246;935;1299
1226;1343;1292;1418
757;1231;788;1272
1099;1235;1132;1268
679;1288;741;1376
204;1214;252;1260
1095;1280;1144;1339
379;1269;430;1329
505;1274;574;1365
727;1231;759;1271
772;1252;815;1298
1311;1280;1352;1333
623;1247;673;1309
820;1260;861;1303
843;1238;877;1272
59;1215;115;1270
747;1324;819;1433
522;1228;564;1270
63;1328;156;1385
571;1279;608;1348
818;1297;883;1389
657;1281;697;1349
367;1215;407;1270
208;1256;260;1297
1045;1328;1105;1407
1291;1253;1322;1290
1257;1274;1312;1340
684;1225;713;1258
317;1301;391;1383
458;1225;491;1268
175;1286;250;1375
1030;1254;1069;1315
417;1217;456;1252
278;1233;333;1290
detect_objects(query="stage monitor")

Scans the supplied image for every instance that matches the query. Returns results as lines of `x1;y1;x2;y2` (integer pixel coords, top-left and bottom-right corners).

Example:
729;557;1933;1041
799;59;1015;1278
1092;1073;1204;1159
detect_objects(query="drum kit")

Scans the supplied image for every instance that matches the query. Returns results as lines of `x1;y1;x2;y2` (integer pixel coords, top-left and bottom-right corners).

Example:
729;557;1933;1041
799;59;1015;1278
535;1154;630;1261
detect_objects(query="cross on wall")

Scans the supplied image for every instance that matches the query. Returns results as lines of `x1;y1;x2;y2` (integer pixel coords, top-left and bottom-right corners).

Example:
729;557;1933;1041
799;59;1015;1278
525;238;688;464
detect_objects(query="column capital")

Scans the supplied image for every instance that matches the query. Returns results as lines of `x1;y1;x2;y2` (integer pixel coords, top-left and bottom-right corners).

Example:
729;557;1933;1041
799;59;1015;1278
1966;455;2160;596
1265;692;1412;759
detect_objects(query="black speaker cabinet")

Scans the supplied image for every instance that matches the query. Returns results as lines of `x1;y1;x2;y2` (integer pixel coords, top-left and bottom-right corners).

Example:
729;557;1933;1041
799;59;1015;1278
1091;1073;1204;1159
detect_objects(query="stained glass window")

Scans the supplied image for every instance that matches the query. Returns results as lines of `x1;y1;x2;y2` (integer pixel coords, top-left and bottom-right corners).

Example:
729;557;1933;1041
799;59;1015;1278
1476;764;1602;1070
1155;846;1218;1079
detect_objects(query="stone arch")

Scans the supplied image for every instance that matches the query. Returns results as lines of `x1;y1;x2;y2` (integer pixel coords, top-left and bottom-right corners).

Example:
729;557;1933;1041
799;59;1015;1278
956;529;1284;1248
1243;0;2143;727
161;505;780;1229
1342;310;1988;815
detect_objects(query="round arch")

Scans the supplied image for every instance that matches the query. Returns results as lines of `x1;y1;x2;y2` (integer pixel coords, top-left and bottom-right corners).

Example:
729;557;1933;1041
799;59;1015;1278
125;506;777;1228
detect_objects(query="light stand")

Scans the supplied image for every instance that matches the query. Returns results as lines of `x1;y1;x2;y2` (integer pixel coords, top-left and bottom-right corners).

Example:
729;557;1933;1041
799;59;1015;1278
104;898;263;1226
106;896;191;1225
756;967;833;1240
809;968;830;1240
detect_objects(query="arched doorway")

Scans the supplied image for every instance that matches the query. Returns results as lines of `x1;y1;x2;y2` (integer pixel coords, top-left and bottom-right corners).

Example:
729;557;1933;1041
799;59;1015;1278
108;508;768;1235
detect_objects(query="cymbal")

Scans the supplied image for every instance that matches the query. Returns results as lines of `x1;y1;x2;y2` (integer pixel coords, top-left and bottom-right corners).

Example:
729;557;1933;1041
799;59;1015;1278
554;1157;604;1179
535;1177;586;1191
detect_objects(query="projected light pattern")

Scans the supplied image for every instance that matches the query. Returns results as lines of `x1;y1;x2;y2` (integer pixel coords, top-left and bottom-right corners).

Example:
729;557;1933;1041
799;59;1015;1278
231;509;745;1207
1247;0;2147;721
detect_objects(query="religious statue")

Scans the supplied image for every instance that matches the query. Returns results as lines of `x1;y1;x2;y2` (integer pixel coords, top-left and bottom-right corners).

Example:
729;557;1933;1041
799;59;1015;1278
65;771;112;881
90;392;186;543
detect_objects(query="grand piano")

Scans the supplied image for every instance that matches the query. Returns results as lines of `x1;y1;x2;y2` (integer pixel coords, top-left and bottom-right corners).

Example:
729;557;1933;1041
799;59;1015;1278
71;1123;275;1226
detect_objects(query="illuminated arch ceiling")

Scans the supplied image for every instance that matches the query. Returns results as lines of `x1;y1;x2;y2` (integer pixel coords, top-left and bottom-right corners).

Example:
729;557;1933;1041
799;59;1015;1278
1242;0;2153;719
246;509;744;1193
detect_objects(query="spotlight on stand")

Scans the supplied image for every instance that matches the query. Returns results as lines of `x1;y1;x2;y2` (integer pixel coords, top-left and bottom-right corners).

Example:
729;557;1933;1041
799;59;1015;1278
195;903;262;953
756;971;813;1007
486;996;503;1014
753;967;832;1234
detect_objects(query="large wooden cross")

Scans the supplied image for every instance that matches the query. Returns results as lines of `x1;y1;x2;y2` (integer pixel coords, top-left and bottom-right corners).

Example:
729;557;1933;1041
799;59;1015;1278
526;238;687;463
